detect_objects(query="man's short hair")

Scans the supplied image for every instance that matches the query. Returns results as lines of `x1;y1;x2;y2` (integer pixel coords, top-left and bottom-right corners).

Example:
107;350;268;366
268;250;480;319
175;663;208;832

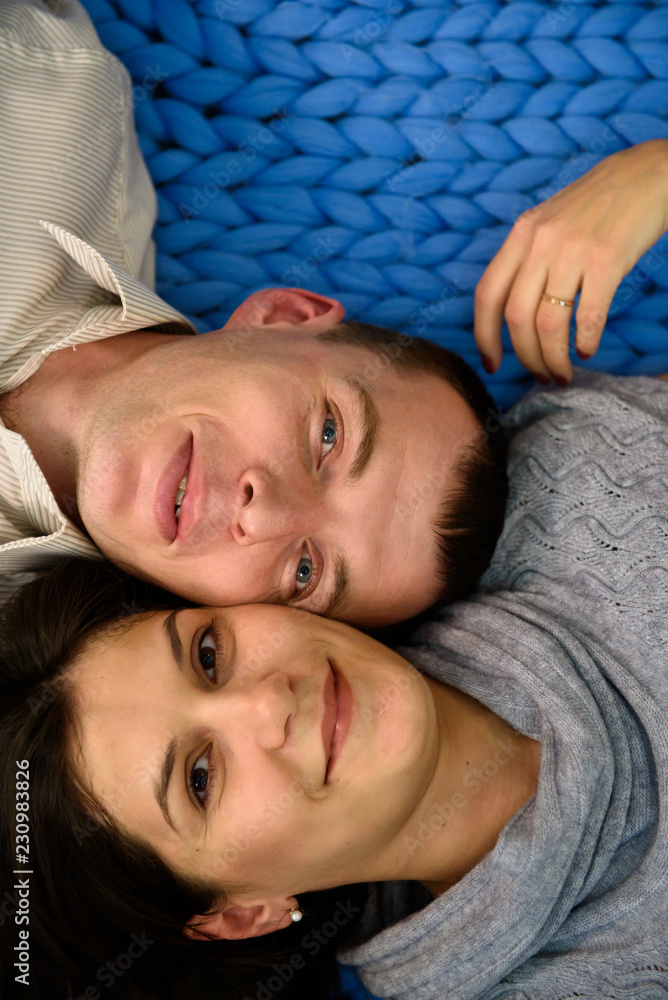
318;320;508;605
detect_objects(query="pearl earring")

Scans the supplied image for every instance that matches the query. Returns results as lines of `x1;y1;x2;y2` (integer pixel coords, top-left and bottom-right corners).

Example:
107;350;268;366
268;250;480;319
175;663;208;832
289;905;303;923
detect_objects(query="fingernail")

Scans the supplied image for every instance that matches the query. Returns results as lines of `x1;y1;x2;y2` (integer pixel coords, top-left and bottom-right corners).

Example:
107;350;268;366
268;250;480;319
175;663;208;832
576;349;592;361
554;375;569;387
531;372;550;385
481;353;496;375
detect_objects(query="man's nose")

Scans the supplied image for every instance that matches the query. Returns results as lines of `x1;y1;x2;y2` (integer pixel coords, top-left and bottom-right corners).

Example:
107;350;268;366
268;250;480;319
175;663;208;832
201;671;296;751
233;467;324;544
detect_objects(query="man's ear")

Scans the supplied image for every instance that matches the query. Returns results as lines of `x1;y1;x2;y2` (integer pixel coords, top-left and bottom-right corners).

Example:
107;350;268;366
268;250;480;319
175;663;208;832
183;896;300;941
224;287;345;338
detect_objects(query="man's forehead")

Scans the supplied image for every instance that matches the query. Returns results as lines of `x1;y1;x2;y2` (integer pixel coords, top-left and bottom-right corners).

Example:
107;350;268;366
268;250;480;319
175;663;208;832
201;323;410;383
315;336;452;397
201;324;331;367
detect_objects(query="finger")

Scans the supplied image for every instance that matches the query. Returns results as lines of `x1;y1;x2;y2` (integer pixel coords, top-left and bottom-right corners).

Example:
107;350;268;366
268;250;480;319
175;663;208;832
502;259;552;381
535;272;581;384
574;271;617;361
474;233;529;374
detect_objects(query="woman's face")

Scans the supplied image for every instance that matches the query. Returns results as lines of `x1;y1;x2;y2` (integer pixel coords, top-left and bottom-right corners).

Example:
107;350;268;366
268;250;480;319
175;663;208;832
70;605;439;901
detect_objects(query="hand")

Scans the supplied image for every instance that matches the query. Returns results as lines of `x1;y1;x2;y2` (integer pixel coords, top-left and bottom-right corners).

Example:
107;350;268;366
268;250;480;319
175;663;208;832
474;140;668;384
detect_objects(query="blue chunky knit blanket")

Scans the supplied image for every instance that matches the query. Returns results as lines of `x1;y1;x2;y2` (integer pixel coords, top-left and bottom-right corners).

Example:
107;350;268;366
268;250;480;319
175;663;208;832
80;0;668;413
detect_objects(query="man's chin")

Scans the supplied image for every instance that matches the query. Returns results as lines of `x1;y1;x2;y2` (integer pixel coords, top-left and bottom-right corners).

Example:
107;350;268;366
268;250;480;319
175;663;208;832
84;533;155;584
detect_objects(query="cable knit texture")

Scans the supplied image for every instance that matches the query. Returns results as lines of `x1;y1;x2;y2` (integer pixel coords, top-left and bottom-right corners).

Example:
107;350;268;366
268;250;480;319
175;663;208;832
79;0;668;410
482;370;668;624
339;372;668;999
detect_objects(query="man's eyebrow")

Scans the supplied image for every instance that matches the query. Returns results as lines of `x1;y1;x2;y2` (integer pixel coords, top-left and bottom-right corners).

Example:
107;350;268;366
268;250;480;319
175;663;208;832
344;375;379;484
154;610;184;838
320;554;350;619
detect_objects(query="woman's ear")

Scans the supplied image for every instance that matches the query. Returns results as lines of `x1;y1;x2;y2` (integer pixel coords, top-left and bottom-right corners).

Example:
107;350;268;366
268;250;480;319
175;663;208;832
223;287;345;337
184;896;300;941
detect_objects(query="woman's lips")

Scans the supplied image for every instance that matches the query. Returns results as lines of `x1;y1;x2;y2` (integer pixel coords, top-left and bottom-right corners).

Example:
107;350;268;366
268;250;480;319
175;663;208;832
322;666;337;780
324;662;352;783
153;435;193;543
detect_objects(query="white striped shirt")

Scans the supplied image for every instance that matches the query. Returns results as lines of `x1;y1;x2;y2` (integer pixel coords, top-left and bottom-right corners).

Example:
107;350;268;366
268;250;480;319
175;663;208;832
0;0;196;601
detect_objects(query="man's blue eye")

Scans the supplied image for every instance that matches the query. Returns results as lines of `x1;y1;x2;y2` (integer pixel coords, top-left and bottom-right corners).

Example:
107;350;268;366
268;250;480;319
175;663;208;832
296;553;313;588
321;416;337;458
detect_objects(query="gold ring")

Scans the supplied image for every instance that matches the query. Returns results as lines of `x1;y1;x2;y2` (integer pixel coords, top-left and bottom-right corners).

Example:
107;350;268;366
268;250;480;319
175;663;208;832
542;292;575;308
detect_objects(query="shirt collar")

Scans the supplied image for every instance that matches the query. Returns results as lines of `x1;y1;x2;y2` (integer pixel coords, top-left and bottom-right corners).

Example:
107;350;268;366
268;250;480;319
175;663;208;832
39;219;198;336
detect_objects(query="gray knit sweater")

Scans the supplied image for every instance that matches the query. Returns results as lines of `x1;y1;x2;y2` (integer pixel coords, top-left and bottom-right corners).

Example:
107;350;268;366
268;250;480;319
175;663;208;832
339;372;668;1000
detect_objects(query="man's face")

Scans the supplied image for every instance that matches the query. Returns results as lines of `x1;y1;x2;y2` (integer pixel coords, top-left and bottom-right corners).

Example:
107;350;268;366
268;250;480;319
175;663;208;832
76;306;479;625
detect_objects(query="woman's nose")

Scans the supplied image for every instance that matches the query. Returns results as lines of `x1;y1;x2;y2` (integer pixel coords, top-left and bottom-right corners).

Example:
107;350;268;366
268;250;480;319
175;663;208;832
209;671;297;751
233;467;324;545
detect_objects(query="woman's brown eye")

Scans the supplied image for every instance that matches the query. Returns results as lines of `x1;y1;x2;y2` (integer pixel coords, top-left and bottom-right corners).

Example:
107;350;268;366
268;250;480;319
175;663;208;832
198;631;216;680
190;749;212;807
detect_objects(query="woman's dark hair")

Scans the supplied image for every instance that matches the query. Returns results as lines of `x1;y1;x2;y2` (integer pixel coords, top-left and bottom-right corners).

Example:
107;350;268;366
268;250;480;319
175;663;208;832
0;559;367;1000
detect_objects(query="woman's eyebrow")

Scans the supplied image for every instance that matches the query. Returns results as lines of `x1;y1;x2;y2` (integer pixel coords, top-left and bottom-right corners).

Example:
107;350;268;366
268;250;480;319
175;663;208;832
164;608;183;669
155;737;181;837
153;610;186;838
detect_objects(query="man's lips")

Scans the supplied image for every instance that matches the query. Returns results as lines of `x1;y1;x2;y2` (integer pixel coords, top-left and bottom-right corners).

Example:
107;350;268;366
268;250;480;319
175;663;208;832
173;432;202;545
323;662;352;783
153;434;192;543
